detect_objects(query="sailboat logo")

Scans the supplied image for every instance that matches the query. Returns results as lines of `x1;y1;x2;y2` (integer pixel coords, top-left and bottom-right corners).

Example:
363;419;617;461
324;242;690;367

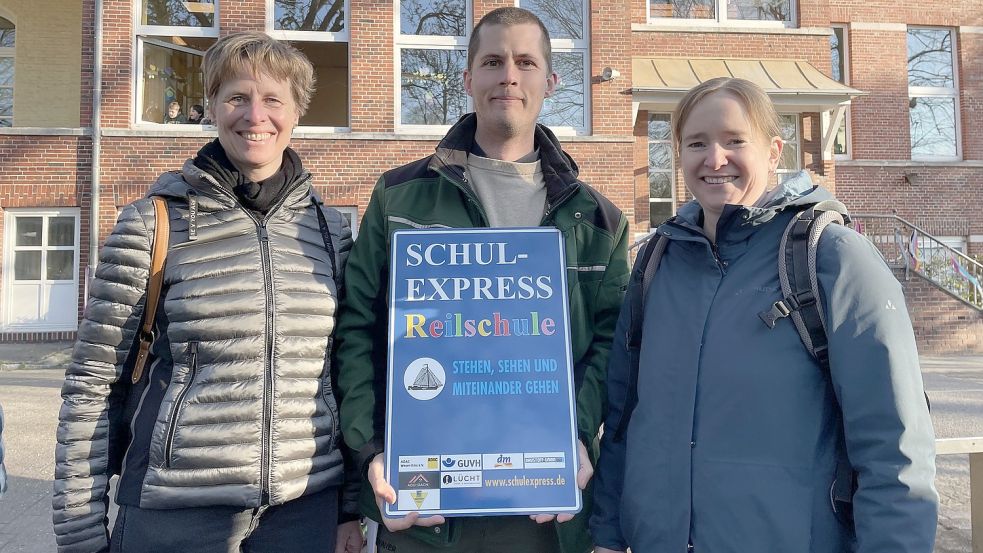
403;357;446;401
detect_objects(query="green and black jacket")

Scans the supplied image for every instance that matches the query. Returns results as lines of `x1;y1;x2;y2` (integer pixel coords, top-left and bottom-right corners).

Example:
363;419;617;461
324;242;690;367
335;114;629;552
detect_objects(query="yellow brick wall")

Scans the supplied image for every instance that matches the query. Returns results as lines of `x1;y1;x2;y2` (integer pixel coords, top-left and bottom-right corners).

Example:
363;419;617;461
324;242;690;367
0;0;82;127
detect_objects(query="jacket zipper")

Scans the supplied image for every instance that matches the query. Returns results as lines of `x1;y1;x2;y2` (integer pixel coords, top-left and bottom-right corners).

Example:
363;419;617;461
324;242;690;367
164;341;199;468
193;170;309;504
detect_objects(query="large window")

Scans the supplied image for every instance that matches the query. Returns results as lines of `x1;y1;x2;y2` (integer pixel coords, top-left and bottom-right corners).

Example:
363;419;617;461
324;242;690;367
135;1;218;125
777;114;800;180
0;16;13;127
268;0;349;128
648;114;674;229
2;210;80;330
648;0;793;25
396;0;470;130
520;0;589;133
829;25;849;158
907;27;959;160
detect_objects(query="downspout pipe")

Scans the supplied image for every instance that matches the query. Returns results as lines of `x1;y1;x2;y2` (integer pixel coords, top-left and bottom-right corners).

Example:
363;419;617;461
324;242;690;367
88;0;103;297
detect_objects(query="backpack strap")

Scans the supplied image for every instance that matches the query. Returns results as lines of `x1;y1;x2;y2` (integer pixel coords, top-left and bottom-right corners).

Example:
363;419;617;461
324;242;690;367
757;199;856;517
131;196;170;384
613;232;669;443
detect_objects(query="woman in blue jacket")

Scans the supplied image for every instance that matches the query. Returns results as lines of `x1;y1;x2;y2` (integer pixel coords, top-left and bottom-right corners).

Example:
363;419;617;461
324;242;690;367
590;78;938;553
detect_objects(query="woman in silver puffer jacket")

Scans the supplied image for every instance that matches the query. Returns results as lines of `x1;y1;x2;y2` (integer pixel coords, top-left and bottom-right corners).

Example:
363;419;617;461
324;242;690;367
52;32;362;553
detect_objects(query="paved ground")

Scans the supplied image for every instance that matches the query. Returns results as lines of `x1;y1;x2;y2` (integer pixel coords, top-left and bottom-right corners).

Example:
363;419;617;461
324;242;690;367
0;343;980;552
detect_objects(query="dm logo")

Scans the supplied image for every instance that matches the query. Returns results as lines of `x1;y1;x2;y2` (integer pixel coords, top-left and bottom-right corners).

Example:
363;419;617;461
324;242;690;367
495;455;513;468
403;358;446;401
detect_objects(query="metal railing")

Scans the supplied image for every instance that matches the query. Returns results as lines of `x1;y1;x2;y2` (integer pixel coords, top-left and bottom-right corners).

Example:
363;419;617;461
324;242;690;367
852;214;983;310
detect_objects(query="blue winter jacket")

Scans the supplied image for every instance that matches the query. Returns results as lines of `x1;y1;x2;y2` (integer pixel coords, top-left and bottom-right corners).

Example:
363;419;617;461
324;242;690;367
590;175;938;553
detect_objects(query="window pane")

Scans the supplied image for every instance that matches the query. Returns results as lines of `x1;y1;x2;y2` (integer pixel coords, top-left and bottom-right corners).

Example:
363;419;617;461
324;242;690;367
650;201;673;228
16;217;42;246
780;143;799;171
294;42;349;126
142;0;215;27
0;117;10;127
400;0;466;36
648;114;671;141
47;251;75;281
49;217;76;247
540;51;584;128
274;0;345;32
0;17;13;47
910;96;957;158
728;0;791;21
907;28;953;88
649;143;672;173
830;28;845;83
400;49;467;125
0;58;12;87
779;114;797;141
650;0;714;18
141;39;210;123
0;88;11;117
522;0;583;40
833;118;847;155
14;251;40;280
649;171;672;200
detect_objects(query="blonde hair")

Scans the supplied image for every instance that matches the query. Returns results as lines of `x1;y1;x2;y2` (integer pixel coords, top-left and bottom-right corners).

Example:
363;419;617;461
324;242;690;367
672;77;781;150
203;31;315;116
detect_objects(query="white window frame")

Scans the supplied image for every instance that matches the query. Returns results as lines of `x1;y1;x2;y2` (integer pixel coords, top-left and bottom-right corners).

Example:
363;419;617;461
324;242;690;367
0;14;14;127
907;26;961;162
394;0;472;133
133;0;219;127
2;208;81;331
831;24;851;160
777;113;801;177
518;0;591;136
266;0;351;132
648;112;675;230
646;0;796;29
334;205;359;238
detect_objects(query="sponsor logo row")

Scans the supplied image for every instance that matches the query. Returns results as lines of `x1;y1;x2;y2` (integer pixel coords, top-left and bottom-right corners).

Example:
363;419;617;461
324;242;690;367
398;452;565;472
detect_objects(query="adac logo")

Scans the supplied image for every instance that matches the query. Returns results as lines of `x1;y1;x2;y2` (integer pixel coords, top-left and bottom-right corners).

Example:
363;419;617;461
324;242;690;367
495;454;513;468
411;490;428;509
442;457;455;468
428;457;439;470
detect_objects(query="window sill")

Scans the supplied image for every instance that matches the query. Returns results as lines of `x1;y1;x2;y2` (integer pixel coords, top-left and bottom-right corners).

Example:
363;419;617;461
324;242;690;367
835;159;983;168
0;127;90;136
633;23;831;36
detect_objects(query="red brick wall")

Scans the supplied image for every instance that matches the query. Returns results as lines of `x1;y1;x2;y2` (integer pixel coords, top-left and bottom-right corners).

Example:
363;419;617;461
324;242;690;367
0;135;92;341
895;269;983;354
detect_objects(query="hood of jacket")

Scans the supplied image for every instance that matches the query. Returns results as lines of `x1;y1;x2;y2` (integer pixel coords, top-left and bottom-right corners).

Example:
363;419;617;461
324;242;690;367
671;171;836;245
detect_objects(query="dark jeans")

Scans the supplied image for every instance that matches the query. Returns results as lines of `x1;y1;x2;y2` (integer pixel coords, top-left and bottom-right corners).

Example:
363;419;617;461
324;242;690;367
109;486;339;553
376;516;560;553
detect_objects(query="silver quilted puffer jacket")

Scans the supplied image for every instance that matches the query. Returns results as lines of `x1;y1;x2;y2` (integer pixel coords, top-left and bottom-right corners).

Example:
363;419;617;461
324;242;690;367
52;160;353;553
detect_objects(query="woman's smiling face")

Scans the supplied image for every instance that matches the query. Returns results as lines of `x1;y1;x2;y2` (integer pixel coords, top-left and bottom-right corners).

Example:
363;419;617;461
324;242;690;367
679;91;783;221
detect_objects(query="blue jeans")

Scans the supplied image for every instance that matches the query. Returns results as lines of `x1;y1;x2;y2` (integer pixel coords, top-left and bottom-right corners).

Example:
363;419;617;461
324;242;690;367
109;486;339;553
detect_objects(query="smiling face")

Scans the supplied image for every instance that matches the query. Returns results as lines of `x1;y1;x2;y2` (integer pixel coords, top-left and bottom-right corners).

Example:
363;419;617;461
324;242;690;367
464;23;557;146
212;72;298;182
679;91;783;224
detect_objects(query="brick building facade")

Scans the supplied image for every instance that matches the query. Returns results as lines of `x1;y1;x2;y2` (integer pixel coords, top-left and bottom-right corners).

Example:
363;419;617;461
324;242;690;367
0;0;979;351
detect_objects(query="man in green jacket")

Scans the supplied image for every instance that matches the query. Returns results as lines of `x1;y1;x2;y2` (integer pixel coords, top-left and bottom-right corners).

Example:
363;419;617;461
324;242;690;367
334;7;629;552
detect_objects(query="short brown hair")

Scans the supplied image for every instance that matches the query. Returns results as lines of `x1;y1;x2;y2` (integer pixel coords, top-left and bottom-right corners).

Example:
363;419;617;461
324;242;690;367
468;7;552;73
203;31;316;116
672;77;781;150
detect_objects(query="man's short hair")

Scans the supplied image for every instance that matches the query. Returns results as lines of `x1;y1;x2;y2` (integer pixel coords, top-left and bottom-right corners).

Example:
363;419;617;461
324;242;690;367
202;31;316;117
467;7;552;73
